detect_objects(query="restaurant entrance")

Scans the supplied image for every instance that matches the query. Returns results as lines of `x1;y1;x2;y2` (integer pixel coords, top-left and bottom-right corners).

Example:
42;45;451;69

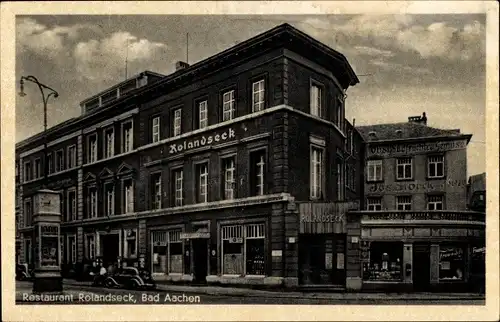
413;243;431;291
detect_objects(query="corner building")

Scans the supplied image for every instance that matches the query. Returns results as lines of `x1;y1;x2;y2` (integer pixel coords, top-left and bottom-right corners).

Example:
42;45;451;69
16;24;364;289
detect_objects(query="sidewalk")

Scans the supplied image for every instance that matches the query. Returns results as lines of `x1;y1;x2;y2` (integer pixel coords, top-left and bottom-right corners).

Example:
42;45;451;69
63;279;485;301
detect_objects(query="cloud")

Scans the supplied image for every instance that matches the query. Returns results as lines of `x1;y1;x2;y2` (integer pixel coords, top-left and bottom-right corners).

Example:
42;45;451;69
371;60;432;75
353;46;395;58
16;18;99;58
73;31;168;80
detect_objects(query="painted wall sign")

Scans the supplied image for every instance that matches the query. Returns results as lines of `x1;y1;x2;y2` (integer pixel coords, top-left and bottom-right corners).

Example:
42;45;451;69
271;250;283;257
368;179;467;193
300;213;344;223
169;128;236;154
367;140;467;157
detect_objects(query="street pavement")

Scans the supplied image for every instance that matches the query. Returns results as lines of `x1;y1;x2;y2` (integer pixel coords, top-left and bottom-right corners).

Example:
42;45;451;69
16;280;485;305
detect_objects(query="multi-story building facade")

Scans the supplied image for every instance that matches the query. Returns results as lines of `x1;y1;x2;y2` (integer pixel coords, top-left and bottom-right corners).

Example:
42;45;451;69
16;23;364;289
349;113;485;292
467;172;486;212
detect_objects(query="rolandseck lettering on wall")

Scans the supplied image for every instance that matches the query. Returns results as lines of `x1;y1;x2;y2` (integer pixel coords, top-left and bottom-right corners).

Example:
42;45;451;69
169;128;236;154
367;140;467;157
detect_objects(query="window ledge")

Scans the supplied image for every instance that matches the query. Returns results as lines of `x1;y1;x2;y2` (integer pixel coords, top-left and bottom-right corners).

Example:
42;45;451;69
395;178;414;182
426;176;446;181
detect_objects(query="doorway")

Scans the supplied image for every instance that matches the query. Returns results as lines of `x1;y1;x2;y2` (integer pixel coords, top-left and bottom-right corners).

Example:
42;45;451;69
192;239;208;284
413;243;431;291
100;233;120;267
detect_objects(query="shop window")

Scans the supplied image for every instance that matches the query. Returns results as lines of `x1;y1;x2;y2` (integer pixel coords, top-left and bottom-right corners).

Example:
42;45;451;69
367;197;382;211
428;155;444;178
252;79;265;112
151;231;168;274
470;245;485;277
196;163;209;203
250;150;266;196
151;173;162;210
310;147;324;199
396;157;413;180
151;230;183;275
222;90;235;121
396;196;412;211
198;101;208;129
364;242;403;281
310;83;322;117
223;157;236;200
152;116;161;143
367;160;382;182
439;245;465;281
222;223;266;276
103;128;114;158
169;231;183;274
427;195;444;210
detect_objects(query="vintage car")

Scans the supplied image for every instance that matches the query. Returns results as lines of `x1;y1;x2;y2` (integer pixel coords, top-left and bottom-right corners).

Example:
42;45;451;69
103;267;156;290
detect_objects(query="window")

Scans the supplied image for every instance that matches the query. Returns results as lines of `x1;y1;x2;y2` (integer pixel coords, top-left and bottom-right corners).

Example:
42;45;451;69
125;229;137;258
67;145;77;168
173;108;182;137
427;195;444;210
55;149;64;172
363;242;403;281
197;163;209;203
34;158;41;179
310;147;323;199
123;179;134;213
221;223;265;276
310;83;322;117
151;231;167;274
396;157;413;180
168;230;183;273
439;245;465;281
47;153;53;175
24;161;32;182
337;158;344;201
336;96;343;129
24;238;32;265
87;187;98;218
428;155;444;178
222;90;235;121
86;235;96;260
396;196;412;211
173;169;183;207
223;157;236;200
367;197;382;211
122;120;133;153
250;150;266;196
67;189;77;221
103;128;114;158
151;173;162;210
367;160;383;182
152;116;160;143
104;183;115;216
198;101;208;129
24;198;32;227
252;79;265;112
87;134;98;163
67;236;76;264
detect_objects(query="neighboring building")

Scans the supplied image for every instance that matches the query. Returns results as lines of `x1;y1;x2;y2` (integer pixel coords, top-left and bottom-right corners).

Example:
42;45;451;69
15;23;363;289
348;113;485;292
467;172;486;212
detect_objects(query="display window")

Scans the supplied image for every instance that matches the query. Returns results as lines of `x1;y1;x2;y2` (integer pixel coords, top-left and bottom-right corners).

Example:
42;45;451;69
363;242;403;281
439;245;465;281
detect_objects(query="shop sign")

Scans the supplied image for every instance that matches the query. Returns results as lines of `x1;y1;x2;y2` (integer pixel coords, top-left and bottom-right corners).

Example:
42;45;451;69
300;213;344;223
180;232;210;239
325;253;333;269
367;140;467;157
41;225;59;236
169;128;236;155
47;178;73;190
368;179;467;193
271;250;282;257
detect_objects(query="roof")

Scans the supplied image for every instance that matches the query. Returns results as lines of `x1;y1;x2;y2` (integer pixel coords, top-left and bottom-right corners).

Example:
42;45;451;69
356;122;469;142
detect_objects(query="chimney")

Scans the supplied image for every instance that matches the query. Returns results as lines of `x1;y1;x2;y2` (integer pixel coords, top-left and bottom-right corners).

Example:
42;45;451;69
408;112;428;125
175;61;190;71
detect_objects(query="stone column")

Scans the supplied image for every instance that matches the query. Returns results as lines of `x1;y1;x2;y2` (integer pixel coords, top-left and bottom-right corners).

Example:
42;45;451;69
403;243;413;283
430;244;440;284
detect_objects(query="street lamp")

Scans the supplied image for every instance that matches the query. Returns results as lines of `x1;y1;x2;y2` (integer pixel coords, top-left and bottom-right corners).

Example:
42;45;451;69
18;75;59;186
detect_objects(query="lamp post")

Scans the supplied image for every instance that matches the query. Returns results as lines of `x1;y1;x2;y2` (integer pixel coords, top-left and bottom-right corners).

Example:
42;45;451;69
19;76;63;293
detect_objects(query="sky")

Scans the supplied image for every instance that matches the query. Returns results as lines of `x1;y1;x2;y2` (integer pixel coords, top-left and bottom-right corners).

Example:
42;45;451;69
15;14;486;176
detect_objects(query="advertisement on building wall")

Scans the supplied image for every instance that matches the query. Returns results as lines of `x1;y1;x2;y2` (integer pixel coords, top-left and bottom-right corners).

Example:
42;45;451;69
367;140;467;158
367;179;468;194
168;128;237;155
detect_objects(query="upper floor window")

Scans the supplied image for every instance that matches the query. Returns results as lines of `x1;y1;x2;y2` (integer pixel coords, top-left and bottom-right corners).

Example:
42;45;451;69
198;101;208;129
250;150;266;196
196;163;209;203
151;173;162;210
428;155;444;178
55;149;64;172
34;158;41;179
67;189;77;221
152;116;160;143
172;169;183;207
310;147;323;199
310;83;322;117
123;178;134;214
223;157;236;200
24;198;32;227
87;134;98;163
173;108;182;137
396;158;413;180
336;95;344;129
104;182;115;216
24;161;32;182
367;160;383;182
367;197;382;211
252;80;265;112
427;195;444;210
47;153;53;175
396;196;412;211
104;128;115;159
222;90;235;121
87;186;98;219
67;145;77;169
122;120;133;153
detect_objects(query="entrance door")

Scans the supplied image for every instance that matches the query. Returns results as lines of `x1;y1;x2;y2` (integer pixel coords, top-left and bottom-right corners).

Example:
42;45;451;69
413;243;431;291
192;239;208;284
101;234;120;267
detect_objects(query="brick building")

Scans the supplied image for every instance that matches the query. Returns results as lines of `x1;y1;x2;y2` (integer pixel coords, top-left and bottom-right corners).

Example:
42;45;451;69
15;23;364;289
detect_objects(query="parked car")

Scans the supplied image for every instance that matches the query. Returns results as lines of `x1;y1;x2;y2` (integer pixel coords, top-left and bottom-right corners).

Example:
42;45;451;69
103;267;156;290
16;263;33;281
